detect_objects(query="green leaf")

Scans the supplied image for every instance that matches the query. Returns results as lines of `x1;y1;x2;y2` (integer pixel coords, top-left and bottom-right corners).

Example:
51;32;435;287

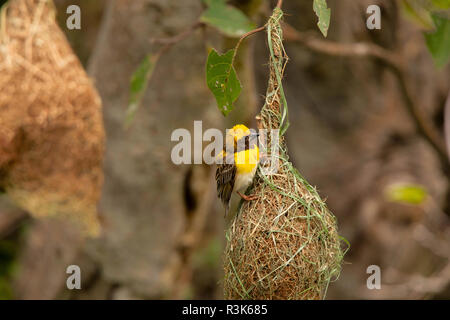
206;48;242;116
425;14;450;68
431;0;450;10
402;0;435;29
313;0;331;37
386;184;428;205
126;54;158;128
200;0;255;37
402;0;450;29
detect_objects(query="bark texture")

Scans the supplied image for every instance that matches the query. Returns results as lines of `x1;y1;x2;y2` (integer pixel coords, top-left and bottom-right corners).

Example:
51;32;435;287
85;0;221;298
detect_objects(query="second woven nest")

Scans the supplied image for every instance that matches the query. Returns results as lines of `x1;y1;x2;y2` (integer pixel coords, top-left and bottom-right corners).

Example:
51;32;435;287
0;0;104;236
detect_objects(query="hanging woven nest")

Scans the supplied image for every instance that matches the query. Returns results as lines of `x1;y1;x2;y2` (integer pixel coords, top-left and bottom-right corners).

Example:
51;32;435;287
223;8;346;300
0;0;104;237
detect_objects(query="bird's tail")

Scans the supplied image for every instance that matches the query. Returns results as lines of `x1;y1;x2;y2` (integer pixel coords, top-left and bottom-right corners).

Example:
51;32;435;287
224;202;229;218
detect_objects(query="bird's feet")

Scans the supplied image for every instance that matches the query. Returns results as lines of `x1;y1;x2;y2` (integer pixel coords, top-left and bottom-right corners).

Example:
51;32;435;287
237;191;258;201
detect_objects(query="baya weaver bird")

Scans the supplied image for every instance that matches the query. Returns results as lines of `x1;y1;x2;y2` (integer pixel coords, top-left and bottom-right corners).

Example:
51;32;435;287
215;124;260;217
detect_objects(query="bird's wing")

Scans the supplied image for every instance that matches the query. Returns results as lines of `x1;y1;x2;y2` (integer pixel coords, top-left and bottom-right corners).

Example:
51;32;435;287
215;162;236;216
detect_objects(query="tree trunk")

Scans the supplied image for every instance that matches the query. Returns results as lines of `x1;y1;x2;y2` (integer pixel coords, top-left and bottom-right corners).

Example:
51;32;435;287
85;0;221;298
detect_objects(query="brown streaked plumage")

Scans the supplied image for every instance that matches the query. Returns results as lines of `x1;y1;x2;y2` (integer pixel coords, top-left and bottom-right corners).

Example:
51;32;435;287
215;125;260;217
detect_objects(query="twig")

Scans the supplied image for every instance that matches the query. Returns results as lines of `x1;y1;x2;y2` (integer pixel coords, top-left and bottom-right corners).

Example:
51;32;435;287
389;66;449;168
232;25;266;65
150;21;203;47
141;21;205;81
282;22;402;68
282;22;449;172
276;0;283;9
150;1;281;67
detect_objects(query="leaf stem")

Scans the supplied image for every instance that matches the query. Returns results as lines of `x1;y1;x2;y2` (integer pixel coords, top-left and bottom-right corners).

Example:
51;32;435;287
230;0;284;82
276;0;283;9
231;25;266;65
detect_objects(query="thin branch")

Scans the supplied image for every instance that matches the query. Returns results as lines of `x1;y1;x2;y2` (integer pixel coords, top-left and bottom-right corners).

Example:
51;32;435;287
277;0;283;9
150;2;280;66
150;21;204;56
282;22;449;172
282;22;402;68
389;66;449;168
413;224;450;259
150;21;203;47
232;25;266;64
